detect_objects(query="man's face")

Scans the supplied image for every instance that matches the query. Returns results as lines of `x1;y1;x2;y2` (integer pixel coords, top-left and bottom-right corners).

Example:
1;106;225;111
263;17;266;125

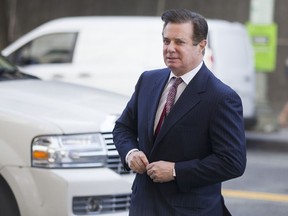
162;22;206;76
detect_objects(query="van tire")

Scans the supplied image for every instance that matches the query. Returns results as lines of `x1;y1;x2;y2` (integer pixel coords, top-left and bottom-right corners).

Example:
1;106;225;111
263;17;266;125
0;176;21;216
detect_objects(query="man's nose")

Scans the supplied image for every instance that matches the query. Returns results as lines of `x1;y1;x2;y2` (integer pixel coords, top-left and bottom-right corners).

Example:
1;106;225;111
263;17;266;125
167;42;176;52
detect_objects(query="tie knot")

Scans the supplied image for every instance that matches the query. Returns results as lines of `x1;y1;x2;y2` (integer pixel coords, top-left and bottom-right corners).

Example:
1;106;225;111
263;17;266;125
172;77;183;88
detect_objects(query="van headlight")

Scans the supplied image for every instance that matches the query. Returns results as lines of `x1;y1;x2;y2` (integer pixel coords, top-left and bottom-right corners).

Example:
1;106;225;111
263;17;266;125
31;133;107;168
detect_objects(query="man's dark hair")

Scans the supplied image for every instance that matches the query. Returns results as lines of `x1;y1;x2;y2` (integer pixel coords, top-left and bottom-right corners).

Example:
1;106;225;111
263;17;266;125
161;9;208;45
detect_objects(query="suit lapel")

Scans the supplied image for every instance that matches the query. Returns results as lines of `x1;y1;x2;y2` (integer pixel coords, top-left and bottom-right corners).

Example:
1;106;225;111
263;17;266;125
147;70;170;145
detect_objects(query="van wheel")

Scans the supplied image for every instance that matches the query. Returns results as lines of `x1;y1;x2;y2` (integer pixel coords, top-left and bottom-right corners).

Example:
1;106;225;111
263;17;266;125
0;176;21;216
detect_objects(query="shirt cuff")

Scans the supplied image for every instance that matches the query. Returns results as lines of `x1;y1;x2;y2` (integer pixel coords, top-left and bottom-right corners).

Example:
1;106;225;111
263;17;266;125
125;148;139;163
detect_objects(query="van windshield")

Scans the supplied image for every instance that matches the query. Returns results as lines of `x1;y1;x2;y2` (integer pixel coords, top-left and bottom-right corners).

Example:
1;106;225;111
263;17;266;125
7;33;78;66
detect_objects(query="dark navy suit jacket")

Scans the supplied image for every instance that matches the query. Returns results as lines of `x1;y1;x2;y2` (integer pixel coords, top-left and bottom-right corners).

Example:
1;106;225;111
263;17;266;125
113;63;246;216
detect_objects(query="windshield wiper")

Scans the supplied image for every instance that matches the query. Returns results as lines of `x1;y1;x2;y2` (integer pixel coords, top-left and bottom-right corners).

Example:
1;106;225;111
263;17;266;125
0;67;39;81
0;68;16;74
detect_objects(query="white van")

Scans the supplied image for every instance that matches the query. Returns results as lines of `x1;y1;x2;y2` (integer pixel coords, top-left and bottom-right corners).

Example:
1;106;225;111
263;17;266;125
2;16;256;128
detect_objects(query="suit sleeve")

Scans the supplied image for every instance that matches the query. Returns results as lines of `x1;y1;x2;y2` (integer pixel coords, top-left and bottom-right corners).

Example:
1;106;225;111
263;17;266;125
112;74;143;170
175;91;246;192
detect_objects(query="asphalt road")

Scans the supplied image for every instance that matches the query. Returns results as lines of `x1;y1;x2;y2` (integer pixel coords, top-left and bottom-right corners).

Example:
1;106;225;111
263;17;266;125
222;129;288;216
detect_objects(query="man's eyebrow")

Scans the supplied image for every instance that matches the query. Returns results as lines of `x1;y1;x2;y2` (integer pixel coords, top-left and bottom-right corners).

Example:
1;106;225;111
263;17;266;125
175;38;185;41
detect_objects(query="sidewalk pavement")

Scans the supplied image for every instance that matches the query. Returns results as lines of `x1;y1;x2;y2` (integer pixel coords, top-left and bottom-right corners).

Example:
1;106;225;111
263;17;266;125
245;128;288;151
244;103;288;151
246;128;288;143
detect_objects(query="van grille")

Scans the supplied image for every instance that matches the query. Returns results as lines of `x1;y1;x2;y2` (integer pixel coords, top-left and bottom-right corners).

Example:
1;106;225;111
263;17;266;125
102;133;134;175
73;194;131;214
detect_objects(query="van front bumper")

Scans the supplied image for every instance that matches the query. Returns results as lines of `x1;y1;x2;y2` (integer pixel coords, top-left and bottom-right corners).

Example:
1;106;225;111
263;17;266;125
4;166;134;216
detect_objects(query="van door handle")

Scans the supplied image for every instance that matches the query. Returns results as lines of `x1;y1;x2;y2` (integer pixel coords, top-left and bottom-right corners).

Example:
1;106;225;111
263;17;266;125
244;76;251;82
79;73;91;78
52;74;64;79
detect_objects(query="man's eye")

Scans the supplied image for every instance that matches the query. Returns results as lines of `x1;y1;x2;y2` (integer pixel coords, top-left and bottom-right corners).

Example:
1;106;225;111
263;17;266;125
176;40;185;45
163;39;170;45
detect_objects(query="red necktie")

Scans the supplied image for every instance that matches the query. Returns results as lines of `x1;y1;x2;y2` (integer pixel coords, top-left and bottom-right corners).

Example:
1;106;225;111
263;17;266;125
155;77;183;136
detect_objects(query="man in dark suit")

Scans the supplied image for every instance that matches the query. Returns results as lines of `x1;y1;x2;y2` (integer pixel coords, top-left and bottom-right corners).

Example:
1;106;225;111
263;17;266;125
113;9;246;216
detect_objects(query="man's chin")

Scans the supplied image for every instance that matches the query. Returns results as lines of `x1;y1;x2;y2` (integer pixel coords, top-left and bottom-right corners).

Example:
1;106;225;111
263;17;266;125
165;62;177;69
167;65;179;72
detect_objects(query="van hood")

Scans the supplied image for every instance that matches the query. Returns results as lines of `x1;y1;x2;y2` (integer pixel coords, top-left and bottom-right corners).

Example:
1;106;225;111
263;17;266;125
0;80;128;133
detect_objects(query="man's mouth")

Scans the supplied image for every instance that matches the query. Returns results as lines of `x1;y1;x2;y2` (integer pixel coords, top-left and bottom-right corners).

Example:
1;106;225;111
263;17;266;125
166;57;178;62
167;56;177;60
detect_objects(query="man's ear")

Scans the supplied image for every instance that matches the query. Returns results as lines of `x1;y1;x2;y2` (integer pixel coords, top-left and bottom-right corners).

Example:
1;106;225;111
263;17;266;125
198;39;207;55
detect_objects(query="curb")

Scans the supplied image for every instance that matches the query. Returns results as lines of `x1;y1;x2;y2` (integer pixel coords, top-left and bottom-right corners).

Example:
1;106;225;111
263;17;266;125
245;129;288;152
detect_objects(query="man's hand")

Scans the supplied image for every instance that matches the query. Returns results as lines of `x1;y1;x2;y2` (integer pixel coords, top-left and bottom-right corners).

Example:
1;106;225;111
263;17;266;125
146;161;175;183
127;151;149;174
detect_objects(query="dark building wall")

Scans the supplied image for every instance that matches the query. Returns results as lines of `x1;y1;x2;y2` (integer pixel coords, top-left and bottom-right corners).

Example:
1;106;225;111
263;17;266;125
164;0;250;22
1;0;287;114
0;0;9;49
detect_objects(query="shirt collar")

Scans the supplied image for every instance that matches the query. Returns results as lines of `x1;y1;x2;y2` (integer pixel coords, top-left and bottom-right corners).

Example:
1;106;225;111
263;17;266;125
169;61;203;85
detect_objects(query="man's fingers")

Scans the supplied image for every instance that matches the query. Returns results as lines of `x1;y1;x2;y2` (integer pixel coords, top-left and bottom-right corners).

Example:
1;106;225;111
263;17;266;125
138;152;149;166
128;151;149;174
146;161;175;182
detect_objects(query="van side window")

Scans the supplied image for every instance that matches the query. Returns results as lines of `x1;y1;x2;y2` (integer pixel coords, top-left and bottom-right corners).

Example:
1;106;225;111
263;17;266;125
8;33;78;66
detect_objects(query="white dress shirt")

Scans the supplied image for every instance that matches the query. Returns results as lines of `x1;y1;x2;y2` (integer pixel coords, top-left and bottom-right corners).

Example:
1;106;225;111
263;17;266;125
153;62;203;132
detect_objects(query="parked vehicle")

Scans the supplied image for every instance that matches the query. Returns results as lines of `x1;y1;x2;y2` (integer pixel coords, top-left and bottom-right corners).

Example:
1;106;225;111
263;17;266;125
1;16;257;129
0;54;132;216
